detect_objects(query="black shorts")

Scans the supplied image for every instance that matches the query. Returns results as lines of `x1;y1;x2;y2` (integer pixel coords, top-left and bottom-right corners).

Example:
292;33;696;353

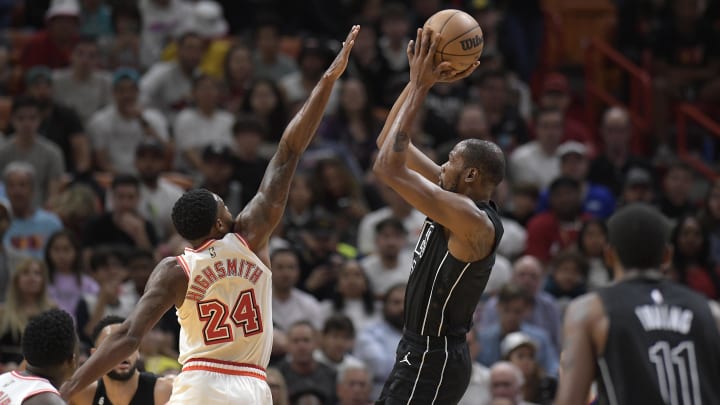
376;331;471;405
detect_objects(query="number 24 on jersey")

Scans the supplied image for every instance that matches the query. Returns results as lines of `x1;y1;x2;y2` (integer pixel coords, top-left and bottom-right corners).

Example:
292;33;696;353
197;288;263;345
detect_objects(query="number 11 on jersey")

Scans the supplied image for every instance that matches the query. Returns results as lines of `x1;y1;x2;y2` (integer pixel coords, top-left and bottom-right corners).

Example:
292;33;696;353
197;288;263;345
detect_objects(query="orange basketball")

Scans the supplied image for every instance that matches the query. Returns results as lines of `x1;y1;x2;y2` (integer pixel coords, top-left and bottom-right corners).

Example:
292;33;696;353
423;9;484;72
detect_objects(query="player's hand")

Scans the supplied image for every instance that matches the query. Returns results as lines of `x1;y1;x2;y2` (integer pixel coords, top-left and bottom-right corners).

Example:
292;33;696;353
407;28;454;89
325;25;360;81
438;60;481;83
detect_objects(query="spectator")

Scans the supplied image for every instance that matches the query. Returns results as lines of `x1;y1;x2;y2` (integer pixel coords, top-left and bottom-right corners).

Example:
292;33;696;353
230;115;270;207
0;43;11;96
335;362;373;405
140;31;202;120
281;38;340;114
618;166;656;206
271;248;324;332
24;66;89;176
138;0;192;68
501;183;540;228
221;43;255;114
173;74;233;174
102;3;142;70
479;255;562;351
543;251;589;314
278;321;337;405
537;73;593;148
437;103;491;158
577;219;612;290
314;315;363;371
345;22;392;109
0;201;16;302
281;173;323;248
356;183;425;256
496;0;544;82
477;284;559;377
699;179;720;263
318;78;381;171
52;37;112;124
658;161;695;223
378;3;411;74
509;108;563;189
501;332;556;405
537;142;615;219
473;69;529;153
252;15;299;82
669;215;720;299
196;144;243;214
354;283;405;399
526;177;589;263
359;218;412;298
268;367;290;405
88;68;169;174
79;0;112;38
45;230;98;317
312;158;368;242
21;0;80;69
458;331;491;405
299;216;347;301
489;361;536;405
3;162;63;260
491;181;528;260
0;257;54;368
83;174;158;251
320;260;379;332
134;140;183;241
241;78;288;143
588;107;651;196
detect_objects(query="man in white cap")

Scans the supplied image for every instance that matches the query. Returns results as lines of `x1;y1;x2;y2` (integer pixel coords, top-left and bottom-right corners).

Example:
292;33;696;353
21;0;80;69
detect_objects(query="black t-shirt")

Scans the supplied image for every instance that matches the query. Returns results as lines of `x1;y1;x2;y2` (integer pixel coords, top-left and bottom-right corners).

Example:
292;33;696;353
82;213;158;249
39;103;84;173
92;372;157;405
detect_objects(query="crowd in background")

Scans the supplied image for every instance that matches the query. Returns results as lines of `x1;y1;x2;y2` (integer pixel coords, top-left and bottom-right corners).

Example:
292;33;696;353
0;0;718;404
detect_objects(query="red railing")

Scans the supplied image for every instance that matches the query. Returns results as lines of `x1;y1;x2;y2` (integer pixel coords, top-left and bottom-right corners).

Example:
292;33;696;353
676;103;720;180
584;38;653;154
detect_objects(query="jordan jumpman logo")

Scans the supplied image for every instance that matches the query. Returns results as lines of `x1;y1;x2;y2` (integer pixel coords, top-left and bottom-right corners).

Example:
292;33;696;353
400;352;412;366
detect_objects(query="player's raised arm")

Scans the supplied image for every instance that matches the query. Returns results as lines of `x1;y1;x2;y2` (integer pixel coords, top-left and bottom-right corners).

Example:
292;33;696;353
59;258;187;400
234;26;359;254
373;28;494;262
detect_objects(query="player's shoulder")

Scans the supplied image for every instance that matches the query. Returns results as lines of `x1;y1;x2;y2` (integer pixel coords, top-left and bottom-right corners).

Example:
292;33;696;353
565;292;604;325
24;392;65;405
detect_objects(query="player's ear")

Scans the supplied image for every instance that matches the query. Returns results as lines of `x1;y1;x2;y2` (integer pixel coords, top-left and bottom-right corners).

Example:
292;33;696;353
465;167;478;183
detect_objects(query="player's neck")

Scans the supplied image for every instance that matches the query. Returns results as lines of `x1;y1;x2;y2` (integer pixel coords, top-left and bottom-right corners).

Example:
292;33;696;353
103;371;140;403
620;268;664;281
23;367;64;388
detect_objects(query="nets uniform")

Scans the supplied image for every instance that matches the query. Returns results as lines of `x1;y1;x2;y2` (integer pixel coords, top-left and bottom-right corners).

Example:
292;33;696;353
92;372;157;404
377;201;504;405
169;232;273;405
0;371;59;404
596;277;720;405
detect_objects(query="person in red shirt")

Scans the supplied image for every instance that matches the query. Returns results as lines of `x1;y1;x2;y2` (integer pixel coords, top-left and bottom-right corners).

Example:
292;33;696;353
526;177;590;263
21;0;80;70
537;72;595;154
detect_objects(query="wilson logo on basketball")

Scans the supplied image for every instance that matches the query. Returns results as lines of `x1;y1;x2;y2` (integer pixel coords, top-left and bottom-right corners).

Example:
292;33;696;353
460;35;483;51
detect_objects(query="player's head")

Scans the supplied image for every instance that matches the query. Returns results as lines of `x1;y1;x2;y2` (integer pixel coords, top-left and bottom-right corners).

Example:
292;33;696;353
440;139;505;197
91;315;139;381
22;308;78;383
607;203;671;272
172;188;234;242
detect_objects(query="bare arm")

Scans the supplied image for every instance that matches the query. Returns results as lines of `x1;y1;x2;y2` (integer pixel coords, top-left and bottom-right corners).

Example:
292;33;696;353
373;28;488;261
154;376;174;404
555;293;603;405
235;26;359;256
60;258;187;400
23;393;66;405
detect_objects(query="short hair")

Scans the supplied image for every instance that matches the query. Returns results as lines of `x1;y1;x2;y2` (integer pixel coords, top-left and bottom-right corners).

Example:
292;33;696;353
322;314;355;337
288;319;316;334
337;361;371;384
172;189;219;240
177;31;203;46
497;283;534;306
270;247;299;263
111;173;140;191
665;160;693;177
458;139;506;186
375;217;407;236
22;309;76;368
11;96;40;115
89;246;125;272
607;203;670;269
111;3;142;33
91;315;125;345
549;176;580;194
3;161;36;182
232;114;267;137
383;283;406;305
552;250;589;278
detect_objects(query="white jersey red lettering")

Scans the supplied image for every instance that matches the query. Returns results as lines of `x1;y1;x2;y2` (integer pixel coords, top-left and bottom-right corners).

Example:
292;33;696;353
176;233;272;378
0;371;59;404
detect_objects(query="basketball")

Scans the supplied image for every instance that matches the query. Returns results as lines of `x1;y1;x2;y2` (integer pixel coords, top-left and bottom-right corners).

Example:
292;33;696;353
423;9;484;71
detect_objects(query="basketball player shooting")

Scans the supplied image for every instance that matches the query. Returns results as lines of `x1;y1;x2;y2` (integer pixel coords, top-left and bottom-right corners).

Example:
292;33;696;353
556;204;720;405
59;25;360;404
372;27;506;404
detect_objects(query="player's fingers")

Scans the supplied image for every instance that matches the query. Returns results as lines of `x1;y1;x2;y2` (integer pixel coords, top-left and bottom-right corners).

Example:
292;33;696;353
407;40;415;58
434;61;453;75
422;28;432;54
453;61;481;80
414;28;423;56
428;33;441;58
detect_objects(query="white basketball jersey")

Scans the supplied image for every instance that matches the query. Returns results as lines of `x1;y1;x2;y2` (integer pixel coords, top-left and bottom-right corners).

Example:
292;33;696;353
0;371;59;404
176;233;273;372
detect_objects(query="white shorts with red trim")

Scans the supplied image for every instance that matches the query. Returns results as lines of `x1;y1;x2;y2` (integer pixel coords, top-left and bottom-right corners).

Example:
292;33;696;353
168;358;271;404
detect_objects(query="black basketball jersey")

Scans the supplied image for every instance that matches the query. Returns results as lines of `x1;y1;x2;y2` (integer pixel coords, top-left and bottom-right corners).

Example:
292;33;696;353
92;372;157;405
404;200;504;337
596;277;720;405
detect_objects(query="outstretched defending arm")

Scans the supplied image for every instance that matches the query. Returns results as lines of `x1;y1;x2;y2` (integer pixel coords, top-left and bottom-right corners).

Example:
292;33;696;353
235;26;359;261
60;258;187;400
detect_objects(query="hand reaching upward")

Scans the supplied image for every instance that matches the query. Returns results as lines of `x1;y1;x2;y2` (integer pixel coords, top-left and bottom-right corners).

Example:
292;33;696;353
325;25;361;80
